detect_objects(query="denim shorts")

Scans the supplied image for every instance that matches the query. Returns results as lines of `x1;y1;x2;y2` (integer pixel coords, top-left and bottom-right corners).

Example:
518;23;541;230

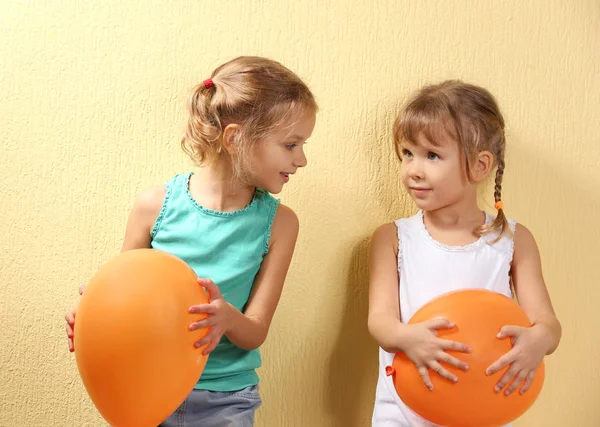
159;385;262;427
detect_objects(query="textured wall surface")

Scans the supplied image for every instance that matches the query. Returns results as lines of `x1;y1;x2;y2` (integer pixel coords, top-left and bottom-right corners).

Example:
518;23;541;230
1;1;599;426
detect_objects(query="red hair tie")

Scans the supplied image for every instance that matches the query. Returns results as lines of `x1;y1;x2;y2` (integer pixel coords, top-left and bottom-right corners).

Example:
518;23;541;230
203;78;214;89
494;201;504;211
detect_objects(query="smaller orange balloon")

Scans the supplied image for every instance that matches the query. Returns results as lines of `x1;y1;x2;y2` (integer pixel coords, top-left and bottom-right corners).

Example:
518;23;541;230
74;249;209;427
387;289;544;427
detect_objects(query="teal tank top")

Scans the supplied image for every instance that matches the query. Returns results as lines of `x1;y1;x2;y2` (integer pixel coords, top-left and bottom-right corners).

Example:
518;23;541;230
150;172;280;391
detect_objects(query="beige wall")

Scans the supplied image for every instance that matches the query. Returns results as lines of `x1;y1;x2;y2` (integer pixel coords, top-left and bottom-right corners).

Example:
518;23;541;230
1;1;598;426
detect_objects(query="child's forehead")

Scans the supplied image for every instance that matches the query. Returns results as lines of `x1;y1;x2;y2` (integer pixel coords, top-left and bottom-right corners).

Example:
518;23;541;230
400;112;458;146
280;107;315;131
402;126;457;150
265;106;315;142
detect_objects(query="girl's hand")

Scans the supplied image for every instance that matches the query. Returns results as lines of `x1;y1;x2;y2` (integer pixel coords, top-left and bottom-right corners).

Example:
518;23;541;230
65;285;86;352
486;324;549;395
403;318;471;390
188;278;232;355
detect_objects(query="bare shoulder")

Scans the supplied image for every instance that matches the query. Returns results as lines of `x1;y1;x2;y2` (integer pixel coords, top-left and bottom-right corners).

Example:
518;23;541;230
134;185;166;215
270;203;300;240
127;185;167;230
371;222;399;254
121;185;167;251
513;222;539;253
514;222;535;240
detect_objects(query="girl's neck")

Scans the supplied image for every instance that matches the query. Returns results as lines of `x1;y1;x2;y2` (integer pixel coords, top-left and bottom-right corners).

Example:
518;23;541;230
423;203;485;230
189;162;255;213
422;187;484;228
421;197;486;247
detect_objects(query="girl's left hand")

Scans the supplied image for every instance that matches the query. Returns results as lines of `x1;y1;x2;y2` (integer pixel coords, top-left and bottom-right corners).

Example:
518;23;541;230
188;278;232;355
485;324;550;395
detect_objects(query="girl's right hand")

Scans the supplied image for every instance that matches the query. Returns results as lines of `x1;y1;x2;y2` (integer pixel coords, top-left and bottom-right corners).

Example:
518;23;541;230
65;285;86;352
188;278;232;355
403;318;471;390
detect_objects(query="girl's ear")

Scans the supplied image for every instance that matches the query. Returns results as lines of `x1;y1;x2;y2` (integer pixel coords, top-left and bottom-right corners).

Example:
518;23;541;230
222;124;241;155
472;150;494;182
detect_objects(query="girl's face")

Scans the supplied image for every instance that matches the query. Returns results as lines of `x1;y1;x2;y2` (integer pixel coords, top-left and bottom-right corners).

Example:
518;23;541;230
249;108;316;194
399;131;476;211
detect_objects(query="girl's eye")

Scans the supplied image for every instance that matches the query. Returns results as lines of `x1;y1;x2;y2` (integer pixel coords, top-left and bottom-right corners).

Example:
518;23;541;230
428;152;439;160
402;149;413;158
285;144;298;150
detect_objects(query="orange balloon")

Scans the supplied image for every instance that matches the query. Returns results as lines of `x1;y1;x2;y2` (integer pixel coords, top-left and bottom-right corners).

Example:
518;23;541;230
387;289;544;427
74;249;209;427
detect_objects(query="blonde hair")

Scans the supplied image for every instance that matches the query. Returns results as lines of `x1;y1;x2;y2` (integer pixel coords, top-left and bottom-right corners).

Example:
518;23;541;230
181;56;317;182
393;80;509;238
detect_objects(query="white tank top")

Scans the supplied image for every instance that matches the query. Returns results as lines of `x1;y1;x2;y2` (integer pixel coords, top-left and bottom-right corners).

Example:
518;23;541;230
373;210;516;427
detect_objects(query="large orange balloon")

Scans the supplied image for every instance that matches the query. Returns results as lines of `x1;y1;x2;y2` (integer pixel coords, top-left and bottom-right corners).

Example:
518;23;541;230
387;289;544;427
74;249;209;427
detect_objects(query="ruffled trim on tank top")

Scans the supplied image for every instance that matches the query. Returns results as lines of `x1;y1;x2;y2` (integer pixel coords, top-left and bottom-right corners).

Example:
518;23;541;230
185;172;260;217
150;180;173;239
416;210;492;252
507;218;517;267
262;197;281;255
393;220;403;273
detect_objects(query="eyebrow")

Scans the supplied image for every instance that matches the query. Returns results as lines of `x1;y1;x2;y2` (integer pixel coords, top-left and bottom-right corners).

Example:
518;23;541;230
285;135;308;142
401;140;445;151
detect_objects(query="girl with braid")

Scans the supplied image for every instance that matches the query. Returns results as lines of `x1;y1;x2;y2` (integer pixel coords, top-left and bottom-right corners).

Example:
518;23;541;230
368;81;561;426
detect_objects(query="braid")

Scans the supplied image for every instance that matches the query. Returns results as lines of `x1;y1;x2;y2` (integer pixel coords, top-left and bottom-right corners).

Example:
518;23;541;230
494;157;505;203
478;151;510;241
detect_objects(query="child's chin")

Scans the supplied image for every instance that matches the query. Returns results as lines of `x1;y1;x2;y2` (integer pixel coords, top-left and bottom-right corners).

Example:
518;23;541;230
413;199;436;210
262;183;283;194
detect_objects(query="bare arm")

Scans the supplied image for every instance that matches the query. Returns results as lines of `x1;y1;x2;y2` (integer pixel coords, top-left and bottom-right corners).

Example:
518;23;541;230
368;223;406;353
225;204;299;350
120;185;166;252
485;223;562;394
511;223;562;354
